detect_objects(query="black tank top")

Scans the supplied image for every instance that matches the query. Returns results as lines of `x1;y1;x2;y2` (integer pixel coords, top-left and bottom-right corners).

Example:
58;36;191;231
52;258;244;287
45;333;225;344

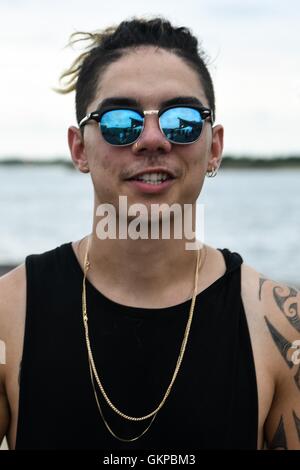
16;242;258;449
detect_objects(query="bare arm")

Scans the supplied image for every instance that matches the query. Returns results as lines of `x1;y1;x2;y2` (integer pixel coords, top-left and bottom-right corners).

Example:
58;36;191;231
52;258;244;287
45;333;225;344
0;383;10;445
0;265;26;448
0;275;10;445
259;278;300;449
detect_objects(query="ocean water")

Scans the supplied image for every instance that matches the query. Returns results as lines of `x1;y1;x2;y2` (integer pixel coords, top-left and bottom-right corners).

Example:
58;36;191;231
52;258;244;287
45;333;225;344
0;165;299;285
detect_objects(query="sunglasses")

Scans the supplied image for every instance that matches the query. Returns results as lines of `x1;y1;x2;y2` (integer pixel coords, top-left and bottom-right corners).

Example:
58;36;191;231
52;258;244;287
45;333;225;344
79;105;212;146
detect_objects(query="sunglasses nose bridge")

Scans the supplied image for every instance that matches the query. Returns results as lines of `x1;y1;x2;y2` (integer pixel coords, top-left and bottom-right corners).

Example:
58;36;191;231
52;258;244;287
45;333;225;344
133;109;171;151
142;110;160;130
143;110;159;116
139;109;165;139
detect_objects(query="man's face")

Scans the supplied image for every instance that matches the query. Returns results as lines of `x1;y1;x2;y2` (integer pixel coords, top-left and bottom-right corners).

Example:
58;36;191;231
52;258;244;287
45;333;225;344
78;46;221;212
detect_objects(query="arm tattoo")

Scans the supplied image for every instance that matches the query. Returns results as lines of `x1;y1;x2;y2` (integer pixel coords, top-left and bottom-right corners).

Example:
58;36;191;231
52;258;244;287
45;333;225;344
264;316;294;368
258;277;300;332
272;285;300;333
294;364;300;391
268;415;288;450
258;276;268;300
293;410;300;441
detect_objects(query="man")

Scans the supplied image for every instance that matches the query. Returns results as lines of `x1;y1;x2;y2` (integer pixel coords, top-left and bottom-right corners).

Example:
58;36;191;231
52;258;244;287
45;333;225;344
0;17;300;450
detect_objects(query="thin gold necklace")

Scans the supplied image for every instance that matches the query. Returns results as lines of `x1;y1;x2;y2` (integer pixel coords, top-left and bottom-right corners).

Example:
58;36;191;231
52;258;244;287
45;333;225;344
82;238;204;441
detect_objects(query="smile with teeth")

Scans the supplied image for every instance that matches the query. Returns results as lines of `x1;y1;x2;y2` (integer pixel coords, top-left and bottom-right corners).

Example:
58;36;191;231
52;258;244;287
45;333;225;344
132;172;171;184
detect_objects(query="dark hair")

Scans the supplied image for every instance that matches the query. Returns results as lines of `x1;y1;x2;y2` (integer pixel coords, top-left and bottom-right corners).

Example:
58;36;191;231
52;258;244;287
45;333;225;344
57;17;216;124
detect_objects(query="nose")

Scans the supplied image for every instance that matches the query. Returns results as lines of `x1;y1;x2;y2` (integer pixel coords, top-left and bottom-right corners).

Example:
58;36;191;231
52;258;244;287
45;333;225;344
132;114;172;155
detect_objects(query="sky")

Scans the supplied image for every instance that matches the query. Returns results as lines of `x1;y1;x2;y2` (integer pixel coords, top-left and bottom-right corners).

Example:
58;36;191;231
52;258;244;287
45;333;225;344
0;0;299;159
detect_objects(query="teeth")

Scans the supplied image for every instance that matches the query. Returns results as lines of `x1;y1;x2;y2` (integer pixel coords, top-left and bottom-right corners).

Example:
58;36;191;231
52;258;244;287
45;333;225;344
135;172;169;184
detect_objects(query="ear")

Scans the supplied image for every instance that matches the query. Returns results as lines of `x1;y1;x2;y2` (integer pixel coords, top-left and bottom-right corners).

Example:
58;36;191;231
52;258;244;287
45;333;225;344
206;124;224;172
68;126;90;173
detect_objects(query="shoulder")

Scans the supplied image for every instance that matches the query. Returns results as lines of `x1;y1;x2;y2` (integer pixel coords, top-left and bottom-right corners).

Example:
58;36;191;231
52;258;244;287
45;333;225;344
241;262;300;449
0;263;27;332
0;263;27;318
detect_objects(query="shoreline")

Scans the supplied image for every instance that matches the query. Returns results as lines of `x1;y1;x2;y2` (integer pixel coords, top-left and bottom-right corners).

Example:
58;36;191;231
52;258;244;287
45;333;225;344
1;156;300;169
0;265;17;276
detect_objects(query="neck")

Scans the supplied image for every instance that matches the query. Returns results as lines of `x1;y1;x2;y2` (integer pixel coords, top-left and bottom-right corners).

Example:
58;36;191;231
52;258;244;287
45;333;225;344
78;209;203;308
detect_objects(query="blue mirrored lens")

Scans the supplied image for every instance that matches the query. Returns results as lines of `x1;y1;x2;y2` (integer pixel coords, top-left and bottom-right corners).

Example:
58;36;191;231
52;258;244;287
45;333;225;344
100;109;143;145
159;107;203;143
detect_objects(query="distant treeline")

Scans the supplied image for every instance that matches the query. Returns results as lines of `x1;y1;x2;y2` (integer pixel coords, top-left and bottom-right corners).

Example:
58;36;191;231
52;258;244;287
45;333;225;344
0;155;300;168
221;156;300;168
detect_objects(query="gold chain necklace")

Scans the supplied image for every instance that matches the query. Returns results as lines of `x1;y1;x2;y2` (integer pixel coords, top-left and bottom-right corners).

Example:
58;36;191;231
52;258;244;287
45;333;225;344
82;237;204;441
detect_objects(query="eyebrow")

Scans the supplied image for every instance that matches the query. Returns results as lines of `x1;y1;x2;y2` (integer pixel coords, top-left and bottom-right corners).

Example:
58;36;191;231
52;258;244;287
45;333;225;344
96;96;205;110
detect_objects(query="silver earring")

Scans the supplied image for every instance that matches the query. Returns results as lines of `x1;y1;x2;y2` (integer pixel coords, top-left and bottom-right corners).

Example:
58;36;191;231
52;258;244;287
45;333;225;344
206;167;218;178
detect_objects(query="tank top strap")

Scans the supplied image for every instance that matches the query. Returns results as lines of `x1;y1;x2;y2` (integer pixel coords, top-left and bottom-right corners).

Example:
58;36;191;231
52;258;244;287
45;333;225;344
217;247;243;274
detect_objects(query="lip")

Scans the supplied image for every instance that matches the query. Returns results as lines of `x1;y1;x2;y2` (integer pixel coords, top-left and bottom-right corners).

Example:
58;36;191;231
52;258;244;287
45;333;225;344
125;167;176;180
125;178;175;194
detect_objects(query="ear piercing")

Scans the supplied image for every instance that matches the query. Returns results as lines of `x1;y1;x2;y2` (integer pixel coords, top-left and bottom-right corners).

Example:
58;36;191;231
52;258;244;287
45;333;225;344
206;167;218;177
